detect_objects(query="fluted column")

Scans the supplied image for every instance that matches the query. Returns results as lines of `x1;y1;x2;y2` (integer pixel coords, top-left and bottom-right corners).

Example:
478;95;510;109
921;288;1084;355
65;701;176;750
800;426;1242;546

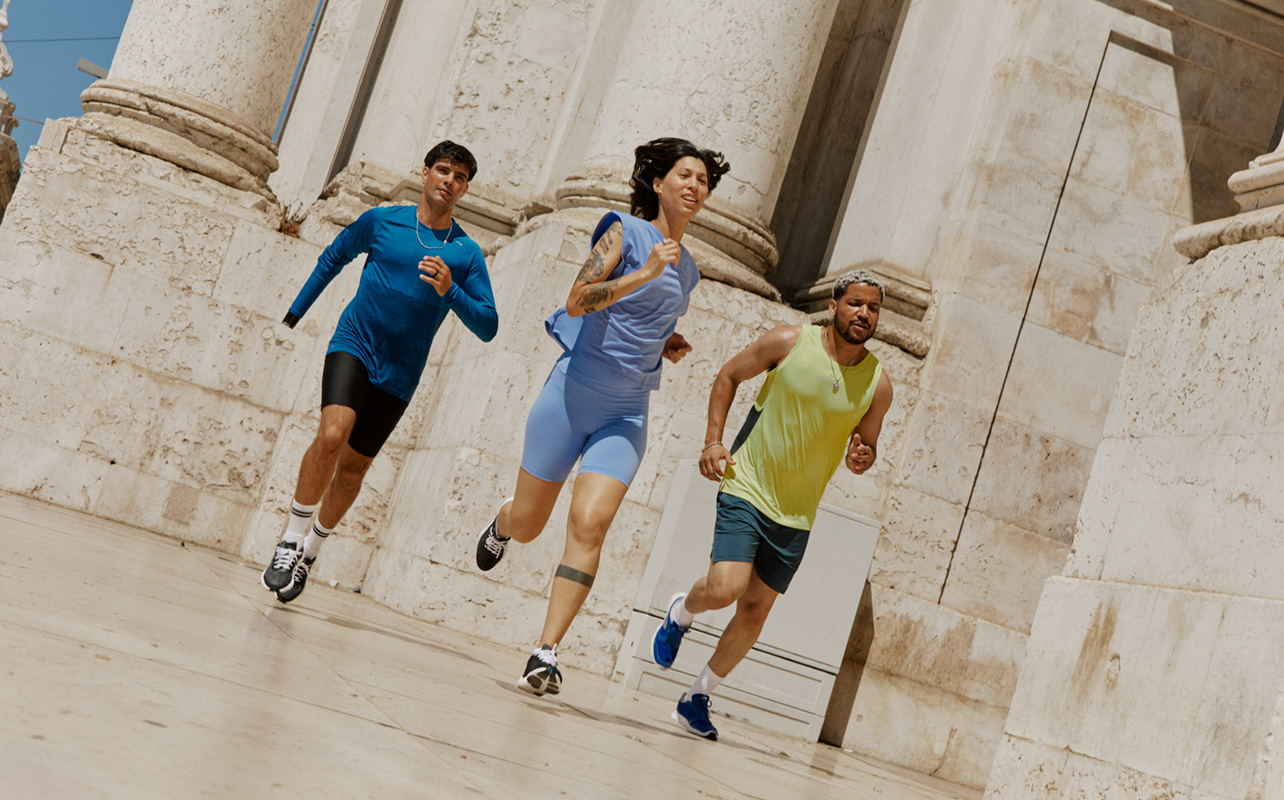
554;0;841;293
78;0;317;199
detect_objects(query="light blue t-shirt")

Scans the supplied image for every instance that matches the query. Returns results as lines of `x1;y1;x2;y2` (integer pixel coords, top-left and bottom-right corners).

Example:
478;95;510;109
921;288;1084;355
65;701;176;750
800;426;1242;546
287;205;498;401
545;211;700;393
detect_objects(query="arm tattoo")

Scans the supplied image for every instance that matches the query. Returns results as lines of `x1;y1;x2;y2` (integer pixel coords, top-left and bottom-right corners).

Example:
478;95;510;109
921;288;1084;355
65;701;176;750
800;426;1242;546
580;282;616;314
574;223;618;285
575;249;606;284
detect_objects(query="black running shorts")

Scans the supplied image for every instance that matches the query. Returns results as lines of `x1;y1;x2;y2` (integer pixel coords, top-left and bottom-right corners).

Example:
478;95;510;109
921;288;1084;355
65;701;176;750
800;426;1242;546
320;351;410;458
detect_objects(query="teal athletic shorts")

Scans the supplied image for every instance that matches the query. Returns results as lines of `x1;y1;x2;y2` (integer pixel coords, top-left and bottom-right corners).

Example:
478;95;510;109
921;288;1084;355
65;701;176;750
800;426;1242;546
710;493;810;594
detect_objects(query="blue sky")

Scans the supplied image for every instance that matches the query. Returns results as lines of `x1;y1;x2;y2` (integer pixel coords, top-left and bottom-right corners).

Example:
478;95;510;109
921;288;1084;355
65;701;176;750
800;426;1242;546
6;0;133;159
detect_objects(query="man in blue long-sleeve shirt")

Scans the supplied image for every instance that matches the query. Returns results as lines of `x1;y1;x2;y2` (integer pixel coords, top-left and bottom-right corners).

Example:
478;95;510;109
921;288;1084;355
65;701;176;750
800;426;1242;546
261;140;498;603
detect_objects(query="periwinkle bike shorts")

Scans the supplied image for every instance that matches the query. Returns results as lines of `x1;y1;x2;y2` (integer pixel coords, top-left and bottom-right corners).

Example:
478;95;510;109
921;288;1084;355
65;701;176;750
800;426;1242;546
520;358;650;487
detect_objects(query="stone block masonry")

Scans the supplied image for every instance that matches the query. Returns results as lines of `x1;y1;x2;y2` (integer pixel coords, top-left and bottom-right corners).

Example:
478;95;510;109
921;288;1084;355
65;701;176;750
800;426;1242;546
0;119;329;560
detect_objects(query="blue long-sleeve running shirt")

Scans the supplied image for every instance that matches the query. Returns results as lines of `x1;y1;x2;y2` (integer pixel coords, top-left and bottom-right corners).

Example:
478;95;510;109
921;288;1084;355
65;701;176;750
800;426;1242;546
287;205;498;401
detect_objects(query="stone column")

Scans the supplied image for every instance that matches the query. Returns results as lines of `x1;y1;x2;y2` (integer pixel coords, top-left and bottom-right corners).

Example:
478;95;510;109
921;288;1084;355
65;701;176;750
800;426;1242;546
554;0;842;297
78;0;318;198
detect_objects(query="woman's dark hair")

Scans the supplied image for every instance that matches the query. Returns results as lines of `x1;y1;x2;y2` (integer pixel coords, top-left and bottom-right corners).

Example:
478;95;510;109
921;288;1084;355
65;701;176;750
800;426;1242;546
629;137;730;220
424;140;478;181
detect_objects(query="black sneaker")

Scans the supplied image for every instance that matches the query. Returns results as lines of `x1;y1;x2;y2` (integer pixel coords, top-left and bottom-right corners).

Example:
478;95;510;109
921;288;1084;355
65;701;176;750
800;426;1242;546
517;645;562;696
475;502;512;571
275;556;314;604
261;539;302;592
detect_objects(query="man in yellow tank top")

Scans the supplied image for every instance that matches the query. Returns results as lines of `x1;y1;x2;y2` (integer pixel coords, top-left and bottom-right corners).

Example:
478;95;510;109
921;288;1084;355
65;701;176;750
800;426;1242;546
651;271;894;741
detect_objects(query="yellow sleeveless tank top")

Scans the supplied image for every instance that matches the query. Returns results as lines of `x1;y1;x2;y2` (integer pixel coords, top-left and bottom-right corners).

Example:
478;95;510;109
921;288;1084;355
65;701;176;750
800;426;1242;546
720;324;882;529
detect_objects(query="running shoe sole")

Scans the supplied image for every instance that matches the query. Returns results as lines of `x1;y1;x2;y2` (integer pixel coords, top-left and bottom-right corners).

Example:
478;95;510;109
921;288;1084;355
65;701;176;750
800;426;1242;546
260;567;295;593
517;670;562;696
672;708;718;741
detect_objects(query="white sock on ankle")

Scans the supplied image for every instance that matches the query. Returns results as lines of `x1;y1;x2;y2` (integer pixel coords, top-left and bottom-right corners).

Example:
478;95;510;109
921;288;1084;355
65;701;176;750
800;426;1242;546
285;500;318;544
673;595;695;628
304;519;334;560
684;663;724;701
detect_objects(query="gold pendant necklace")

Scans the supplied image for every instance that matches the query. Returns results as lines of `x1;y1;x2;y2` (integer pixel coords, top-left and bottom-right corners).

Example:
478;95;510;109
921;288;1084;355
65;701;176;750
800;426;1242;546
416;214;454;251
822;326;853;393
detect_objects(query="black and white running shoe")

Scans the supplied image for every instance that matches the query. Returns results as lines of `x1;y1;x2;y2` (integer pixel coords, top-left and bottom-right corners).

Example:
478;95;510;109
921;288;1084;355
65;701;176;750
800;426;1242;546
475;499;513;571
517;645;562;696
275;556;315;604
261;539;302;592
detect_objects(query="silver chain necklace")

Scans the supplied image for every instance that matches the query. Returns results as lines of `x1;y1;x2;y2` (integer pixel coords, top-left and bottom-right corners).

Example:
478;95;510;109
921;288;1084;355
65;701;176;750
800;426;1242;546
415;213;454;250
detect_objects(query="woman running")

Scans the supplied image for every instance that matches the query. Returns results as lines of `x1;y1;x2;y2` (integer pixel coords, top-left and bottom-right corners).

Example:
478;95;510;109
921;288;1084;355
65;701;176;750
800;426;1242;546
474;137;730;696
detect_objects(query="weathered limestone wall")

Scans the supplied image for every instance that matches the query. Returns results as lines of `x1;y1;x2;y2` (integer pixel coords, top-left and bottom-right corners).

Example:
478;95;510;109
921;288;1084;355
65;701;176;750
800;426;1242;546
985;233;1284;798
333;0;618;214
817;0;1284;788
0;120;308;547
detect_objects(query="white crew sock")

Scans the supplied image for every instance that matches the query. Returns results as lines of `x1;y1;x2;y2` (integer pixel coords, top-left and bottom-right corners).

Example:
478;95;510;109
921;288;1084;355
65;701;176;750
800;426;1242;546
303;519;334;560
683;663;725;701
284;500;319;545
673;595;696;628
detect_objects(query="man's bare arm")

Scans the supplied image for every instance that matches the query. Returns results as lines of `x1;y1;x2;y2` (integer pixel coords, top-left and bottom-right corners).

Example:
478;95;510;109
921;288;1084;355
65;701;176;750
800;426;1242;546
847;370;893;474
698;325;801;481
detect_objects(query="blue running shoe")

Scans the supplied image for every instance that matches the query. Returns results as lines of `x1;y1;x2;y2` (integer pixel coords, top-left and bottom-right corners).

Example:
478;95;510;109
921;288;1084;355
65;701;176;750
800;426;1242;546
652;592;691;669
672;693;718;741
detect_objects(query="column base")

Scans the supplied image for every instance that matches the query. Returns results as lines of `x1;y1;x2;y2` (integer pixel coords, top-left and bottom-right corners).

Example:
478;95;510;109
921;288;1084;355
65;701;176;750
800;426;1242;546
80;78;279;200
1173;203;1284;260
298;160;523;255
554;168;781;301
794;269;932;358
1229;148;1284;212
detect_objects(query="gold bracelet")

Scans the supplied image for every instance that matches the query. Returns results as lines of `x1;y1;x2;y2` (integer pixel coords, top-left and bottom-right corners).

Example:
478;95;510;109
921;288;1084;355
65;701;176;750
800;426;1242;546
701;442;723;453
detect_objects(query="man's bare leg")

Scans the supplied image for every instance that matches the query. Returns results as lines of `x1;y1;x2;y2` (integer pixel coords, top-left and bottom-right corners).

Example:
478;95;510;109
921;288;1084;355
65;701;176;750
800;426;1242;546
263;404;357;591
293;405;358;505
684;560;755;615
705;572;779;678
673;570;779;741
314;443;374;530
